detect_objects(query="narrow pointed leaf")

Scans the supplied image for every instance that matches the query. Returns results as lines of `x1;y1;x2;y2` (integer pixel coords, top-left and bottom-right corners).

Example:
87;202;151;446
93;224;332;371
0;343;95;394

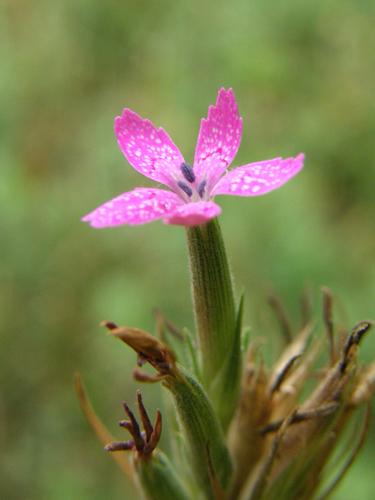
74;373;135;483
163;367;233;499
210;293;244;431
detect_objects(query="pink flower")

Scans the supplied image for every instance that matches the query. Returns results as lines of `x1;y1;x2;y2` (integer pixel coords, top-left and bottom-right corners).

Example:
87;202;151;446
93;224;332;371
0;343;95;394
82;88;304;228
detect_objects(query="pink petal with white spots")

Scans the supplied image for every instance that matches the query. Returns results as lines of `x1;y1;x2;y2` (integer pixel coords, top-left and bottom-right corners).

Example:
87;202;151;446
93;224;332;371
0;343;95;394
164;201;221;227
81;188;182;227
115;109;185;188
213;154;304;197
194;88;243;187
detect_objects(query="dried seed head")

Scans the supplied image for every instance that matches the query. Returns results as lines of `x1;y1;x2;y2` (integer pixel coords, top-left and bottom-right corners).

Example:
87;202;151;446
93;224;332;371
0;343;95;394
228;290;373;500
105;391;162;460
265;320;373;487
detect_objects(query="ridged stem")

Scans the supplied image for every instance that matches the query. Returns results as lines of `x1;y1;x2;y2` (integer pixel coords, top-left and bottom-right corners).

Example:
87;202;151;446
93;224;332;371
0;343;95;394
186;218;242;429
186;218;236;383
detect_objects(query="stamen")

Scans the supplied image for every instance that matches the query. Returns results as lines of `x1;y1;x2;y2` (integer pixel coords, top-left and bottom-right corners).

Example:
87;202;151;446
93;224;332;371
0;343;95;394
197;180;206;198
177;181;193;197
180;162;195;183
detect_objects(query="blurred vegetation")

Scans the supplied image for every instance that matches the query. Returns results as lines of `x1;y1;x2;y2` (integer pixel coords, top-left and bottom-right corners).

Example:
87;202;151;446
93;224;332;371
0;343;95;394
1;0;374;498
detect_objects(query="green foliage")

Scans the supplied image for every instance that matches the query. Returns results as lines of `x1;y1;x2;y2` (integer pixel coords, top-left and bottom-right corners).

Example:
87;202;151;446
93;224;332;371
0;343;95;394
135;451;189;500
164;367;233;498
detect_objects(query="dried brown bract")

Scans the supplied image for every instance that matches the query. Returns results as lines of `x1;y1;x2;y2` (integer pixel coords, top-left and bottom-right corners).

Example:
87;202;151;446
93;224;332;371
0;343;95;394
102;321;177;382
227;289;374;500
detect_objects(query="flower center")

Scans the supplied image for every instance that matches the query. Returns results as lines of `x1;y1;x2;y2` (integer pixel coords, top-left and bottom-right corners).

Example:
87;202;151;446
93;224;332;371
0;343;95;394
176;163;207;202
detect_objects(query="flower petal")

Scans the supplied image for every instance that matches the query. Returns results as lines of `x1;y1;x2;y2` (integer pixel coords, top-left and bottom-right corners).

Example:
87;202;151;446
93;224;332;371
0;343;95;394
115;109;185;188
194;88;243;188
212;154;304;197
164;201;221;227
81;188;182;227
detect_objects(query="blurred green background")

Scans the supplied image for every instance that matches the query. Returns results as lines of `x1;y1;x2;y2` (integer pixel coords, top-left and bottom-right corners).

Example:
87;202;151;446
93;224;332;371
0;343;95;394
1;0;374;498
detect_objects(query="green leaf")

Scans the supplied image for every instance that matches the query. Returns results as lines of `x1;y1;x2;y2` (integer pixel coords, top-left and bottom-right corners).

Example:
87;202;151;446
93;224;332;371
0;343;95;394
182;327;202;382
164;367;233;499
210;292;244;431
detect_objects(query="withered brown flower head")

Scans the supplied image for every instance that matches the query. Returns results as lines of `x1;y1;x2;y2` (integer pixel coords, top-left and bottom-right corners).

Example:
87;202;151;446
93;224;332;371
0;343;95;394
227;288;373;500
105;390;162;460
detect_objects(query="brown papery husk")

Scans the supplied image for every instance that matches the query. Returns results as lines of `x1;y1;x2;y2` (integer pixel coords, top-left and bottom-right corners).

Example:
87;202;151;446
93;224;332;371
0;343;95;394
228;344;272;498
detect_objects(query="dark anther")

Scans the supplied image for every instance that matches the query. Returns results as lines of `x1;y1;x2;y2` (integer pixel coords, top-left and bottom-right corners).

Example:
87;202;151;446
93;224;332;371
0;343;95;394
197;180;206;198
177;181;193;197
180;162;195;183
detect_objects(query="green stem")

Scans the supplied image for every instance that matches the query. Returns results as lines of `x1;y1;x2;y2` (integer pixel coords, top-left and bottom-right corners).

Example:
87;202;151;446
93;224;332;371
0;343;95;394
186;218;236;381
135;450;189;500
186;218;241;430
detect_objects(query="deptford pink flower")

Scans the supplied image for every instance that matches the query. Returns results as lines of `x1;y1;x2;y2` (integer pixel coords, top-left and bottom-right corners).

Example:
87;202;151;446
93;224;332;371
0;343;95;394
82;88;304;228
